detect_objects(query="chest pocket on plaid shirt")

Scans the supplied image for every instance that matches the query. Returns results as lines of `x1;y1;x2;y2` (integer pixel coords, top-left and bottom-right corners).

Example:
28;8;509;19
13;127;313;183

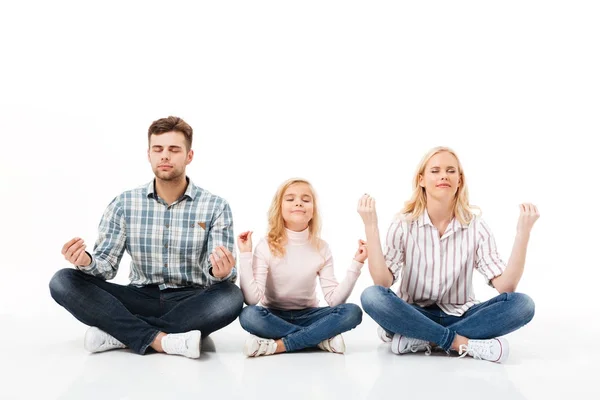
182;220;208;250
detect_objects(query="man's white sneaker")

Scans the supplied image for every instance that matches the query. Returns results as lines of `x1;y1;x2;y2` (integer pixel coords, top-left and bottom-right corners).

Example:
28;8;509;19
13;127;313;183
458;337;509;363
391;334;432;355
84;327;127;353
317;334;346;354
244;335;278;357
377;326;393;343
161;330;202;359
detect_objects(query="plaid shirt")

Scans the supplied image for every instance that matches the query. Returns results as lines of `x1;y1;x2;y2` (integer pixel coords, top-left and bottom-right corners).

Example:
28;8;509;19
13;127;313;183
79;178;236;289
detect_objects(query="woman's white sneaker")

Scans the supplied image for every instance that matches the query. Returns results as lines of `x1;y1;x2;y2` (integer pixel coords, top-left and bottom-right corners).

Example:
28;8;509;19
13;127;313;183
458;337;509;363
377;326;393;343
391;334;432;355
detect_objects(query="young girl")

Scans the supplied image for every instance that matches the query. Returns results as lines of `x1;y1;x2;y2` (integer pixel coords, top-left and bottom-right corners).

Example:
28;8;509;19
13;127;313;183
237;178;365;357
358;147;537;363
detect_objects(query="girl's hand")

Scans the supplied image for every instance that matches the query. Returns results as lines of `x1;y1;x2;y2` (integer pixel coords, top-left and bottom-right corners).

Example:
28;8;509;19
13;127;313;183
354;239;368;263
237;231;253;253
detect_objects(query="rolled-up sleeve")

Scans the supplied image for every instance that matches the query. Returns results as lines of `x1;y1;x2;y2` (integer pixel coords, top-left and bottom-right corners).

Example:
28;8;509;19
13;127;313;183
384;220;406;285
475;219;506;285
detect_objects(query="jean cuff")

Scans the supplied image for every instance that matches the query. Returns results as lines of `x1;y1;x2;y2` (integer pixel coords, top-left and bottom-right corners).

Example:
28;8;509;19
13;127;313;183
139;329;162;355
439;329;456;352
281;337;296;353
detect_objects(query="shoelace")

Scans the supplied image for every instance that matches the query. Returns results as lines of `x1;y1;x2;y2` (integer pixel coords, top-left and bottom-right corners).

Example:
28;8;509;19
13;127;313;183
458;343;489;360
409;343;432;356
106;335;123;347
97;333;123;350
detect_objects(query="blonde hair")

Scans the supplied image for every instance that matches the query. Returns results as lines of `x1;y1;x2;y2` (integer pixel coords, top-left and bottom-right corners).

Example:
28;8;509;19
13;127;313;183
267;178;322;257
401;146;479;225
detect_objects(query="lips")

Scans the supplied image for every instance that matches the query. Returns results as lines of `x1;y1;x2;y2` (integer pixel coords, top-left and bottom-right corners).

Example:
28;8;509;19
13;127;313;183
436;184;451;188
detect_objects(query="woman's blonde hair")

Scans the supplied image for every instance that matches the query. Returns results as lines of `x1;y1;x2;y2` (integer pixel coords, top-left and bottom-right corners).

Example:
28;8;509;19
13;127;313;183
267;178;322;257
401;146;479;225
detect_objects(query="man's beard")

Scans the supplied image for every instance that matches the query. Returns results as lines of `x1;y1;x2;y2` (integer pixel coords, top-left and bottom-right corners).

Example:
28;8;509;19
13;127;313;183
154;168;184;182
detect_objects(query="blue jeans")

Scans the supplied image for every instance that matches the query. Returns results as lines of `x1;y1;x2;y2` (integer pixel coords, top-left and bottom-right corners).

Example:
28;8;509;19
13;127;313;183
239;304;363;352
361;285;535;351
49;268;244;354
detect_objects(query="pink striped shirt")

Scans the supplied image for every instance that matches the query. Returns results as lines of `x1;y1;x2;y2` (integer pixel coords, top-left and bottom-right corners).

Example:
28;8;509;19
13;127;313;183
384;211;506;316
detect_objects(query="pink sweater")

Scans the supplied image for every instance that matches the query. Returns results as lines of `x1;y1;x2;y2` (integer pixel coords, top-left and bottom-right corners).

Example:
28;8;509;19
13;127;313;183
239;228;363;310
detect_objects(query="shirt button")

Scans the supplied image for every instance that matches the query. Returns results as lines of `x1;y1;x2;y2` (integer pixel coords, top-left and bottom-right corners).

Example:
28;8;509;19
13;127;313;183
164;244;168;248
164;263;167;268
165;224;169;228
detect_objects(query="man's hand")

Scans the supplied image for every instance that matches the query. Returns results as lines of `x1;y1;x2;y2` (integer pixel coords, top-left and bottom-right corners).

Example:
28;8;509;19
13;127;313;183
61;237;92;267
210;245;236;279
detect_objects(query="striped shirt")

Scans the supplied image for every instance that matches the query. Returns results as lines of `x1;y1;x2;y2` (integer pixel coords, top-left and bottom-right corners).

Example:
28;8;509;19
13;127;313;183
384;211;506;316
79;178;236;289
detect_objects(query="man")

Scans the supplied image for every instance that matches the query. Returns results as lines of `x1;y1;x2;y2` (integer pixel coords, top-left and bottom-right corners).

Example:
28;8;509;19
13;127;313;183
49;116;243;359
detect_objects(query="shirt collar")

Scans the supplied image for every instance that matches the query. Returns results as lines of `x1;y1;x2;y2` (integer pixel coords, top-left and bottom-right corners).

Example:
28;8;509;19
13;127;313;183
417;210;470;231
145;176;200;201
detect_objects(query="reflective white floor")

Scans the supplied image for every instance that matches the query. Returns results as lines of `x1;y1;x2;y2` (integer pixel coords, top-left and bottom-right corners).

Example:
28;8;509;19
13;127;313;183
3;303;597;400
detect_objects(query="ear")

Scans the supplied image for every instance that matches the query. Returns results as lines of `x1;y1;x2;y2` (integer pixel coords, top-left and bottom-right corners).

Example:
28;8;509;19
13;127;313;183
186;149;194;165
147;149;151;163
418;174;425;188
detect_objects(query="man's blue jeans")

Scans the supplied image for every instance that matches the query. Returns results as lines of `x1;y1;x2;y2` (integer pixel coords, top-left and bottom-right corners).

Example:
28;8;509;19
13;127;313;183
49;268;244;354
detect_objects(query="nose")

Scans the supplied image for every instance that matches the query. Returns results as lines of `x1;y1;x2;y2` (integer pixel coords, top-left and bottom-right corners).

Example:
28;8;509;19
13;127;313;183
161;150;171;160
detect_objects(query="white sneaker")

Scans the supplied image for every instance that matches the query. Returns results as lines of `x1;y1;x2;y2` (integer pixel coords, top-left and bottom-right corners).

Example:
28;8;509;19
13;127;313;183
84;327;127;353
243;335;278;357
161;330;202;359
317;334;346;354
458;337;509;363
391;334;432;355
377;326;393;343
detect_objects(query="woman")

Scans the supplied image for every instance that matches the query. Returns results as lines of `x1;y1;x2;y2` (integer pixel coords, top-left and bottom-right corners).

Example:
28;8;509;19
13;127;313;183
359;146;537;363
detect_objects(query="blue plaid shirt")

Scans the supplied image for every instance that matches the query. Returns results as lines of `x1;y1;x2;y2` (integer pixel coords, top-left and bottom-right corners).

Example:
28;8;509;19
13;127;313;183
79;178;237;289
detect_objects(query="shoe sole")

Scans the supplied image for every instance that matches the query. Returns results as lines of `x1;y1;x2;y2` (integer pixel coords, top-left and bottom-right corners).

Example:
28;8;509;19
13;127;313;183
391;334;403;355
330;335;346;354
84;327;101;352
493;337;509;363
188;330;202;359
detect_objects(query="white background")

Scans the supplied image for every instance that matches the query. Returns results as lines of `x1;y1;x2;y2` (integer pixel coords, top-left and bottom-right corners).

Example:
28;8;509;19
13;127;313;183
1;1;598;399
